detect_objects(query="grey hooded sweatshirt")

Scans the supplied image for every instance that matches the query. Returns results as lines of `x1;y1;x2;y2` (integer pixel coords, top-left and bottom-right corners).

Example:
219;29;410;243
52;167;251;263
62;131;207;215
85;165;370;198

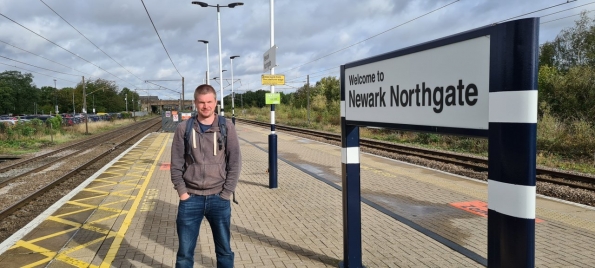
170;114;241;200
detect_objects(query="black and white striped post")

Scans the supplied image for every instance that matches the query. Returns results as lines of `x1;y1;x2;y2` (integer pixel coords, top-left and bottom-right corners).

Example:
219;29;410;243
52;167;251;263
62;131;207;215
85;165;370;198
268;0;278;189
487;18;539;267
340;64;363;268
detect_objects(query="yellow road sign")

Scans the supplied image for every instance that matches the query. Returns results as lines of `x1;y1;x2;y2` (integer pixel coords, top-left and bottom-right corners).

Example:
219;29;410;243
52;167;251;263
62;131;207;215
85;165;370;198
261;74;285;85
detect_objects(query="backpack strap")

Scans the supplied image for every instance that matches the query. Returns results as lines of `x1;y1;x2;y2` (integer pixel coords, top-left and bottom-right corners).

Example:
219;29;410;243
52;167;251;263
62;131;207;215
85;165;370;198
183;118;195;170
218;115;227;152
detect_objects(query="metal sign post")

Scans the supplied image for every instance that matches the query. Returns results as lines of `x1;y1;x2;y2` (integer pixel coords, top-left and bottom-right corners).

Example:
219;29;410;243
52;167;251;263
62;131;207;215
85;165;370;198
267;0;278;189
340;18;539;267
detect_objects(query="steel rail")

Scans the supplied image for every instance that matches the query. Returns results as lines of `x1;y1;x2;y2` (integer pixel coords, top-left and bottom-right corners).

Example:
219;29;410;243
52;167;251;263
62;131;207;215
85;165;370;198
0;118;160;188
0;118;158;174
0;118;161;221
237;118;595;191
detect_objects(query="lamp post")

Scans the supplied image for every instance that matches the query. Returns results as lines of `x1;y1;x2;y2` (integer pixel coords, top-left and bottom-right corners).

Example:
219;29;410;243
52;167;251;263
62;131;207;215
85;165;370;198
230;55;240;124
198;40;210;85
192;1;244;117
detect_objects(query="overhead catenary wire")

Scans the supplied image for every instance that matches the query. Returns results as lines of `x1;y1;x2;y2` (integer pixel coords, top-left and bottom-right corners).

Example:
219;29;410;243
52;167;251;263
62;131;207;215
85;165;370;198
286;66;339;83
285;1;587;86
0;55;80;76
542;9;595;24
0;39;96;78
540;1;595;18
280;0;461;73
0;62;78;84
144;81;181;93
40;0;145;84
497;0;577;23
0;12;139;89
140;0;183;78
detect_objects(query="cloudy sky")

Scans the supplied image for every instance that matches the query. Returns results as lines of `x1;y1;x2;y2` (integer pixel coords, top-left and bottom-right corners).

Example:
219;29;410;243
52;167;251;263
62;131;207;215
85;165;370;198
0;0;592;100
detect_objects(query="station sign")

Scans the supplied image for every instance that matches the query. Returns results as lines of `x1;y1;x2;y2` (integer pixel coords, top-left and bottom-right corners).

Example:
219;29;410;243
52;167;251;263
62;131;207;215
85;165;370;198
265;93;281;105
341;18;540;267
343;37;489;132
261;74;285;85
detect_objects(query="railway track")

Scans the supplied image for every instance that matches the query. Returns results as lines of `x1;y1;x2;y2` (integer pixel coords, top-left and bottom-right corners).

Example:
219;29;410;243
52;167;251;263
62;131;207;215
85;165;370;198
0;118;158;187
0;117;161;222
238;118;595;191
0;156;19;164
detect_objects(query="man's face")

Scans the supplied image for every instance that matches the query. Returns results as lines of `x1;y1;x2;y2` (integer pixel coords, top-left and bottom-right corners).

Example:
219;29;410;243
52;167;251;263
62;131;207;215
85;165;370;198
195;93;216;119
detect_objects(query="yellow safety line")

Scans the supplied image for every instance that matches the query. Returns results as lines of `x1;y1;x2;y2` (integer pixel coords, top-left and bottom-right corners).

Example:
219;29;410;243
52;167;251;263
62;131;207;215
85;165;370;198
100;134;169;267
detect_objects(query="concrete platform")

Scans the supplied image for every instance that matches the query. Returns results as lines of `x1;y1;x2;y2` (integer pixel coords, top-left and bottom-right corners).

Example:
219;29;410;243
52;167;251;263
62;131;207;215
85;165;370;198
0;122;593;267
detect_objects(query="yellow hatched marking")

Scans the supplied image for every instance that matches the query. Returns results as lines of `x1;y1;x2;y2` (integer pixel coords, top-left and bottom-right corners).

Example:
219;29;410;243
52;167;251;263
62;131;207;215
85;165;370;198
6;134;163;268
16;227;78;245
109;189;139;198
104;166;129;171
117;181;143;188
100;134;169;268
48;216;84;227
109;191;139;198
45;216;111;235
91;179;118;185
58;234;114;256
82;188;112;195
99;196;135;207
101;170;127;176
13;240;54;255
70;193;108;202
87;213;124;226
22;258;53;268
55;254;99;268
60;202;130;216
81;225;110;235
54;207;95;218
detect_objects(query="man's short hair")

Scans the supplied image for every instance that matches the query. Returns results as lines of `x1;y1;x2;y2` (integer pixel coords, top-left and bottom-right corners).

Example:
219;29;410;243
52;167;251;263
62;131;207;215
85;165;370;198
194;84;217;100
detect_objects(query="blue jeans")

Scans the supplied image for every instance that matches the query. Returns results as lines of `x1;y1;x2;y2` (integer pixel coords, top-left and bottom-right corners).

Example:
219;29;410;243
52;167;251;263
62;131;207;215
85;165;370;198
176;194;233;268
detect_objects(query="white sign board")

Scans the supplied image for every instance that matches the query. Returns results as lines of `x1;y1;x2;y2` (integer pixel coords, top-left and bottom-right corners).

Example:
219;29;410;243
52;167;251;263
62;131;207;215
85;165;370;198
344;37;490;130
263;45;277;72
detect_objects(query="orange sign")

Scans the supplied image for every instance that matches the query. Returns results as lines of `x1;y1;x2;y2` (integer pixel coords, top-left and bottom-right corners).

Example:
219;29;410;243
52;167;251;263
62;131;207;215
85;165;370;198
159;163;171;170
450;200;544;223
181;113;192;121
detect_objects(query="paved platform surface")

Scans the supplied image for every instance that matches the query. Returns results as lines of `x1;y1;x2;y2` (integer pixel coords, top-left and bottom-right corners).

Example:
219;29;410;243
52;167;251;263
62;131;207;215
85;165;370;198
0;122;594;267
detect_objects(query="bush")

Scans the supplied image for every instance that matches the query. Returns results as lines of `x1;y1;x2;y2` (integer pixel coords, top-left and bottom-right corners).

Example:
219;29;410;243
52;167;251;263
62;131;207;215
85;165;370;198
47;115;62;130
537;103;595;158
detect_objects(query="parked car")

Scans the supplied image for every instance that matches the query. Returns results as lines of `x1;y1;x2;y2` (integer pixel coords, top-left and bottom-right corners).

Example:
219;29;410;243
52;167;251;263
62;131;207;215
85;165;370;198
0;119;16;125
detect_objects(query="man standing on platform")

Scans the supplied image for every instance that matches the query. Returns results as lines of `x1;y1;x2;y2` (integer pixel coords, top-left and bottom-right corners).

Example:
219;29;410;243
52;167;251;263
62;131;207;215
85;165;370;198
170;84;241;268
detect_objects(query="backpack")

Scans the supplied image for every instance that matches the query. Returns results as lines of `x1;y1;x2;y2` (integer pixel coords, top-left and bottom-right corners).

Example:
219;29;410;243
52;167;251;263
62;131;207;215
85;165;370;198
183;115;238;204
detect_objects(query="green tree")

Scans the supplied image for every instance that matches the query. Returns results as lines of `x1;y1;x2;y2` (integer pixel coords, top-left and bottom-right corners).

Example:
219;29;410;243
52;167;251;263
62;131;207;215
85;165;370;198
538;11;595;122
538;65;595;121
316;76;340;104
0;81;14;115
0;71;38;115
539;11;595;70
118;87;139;112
